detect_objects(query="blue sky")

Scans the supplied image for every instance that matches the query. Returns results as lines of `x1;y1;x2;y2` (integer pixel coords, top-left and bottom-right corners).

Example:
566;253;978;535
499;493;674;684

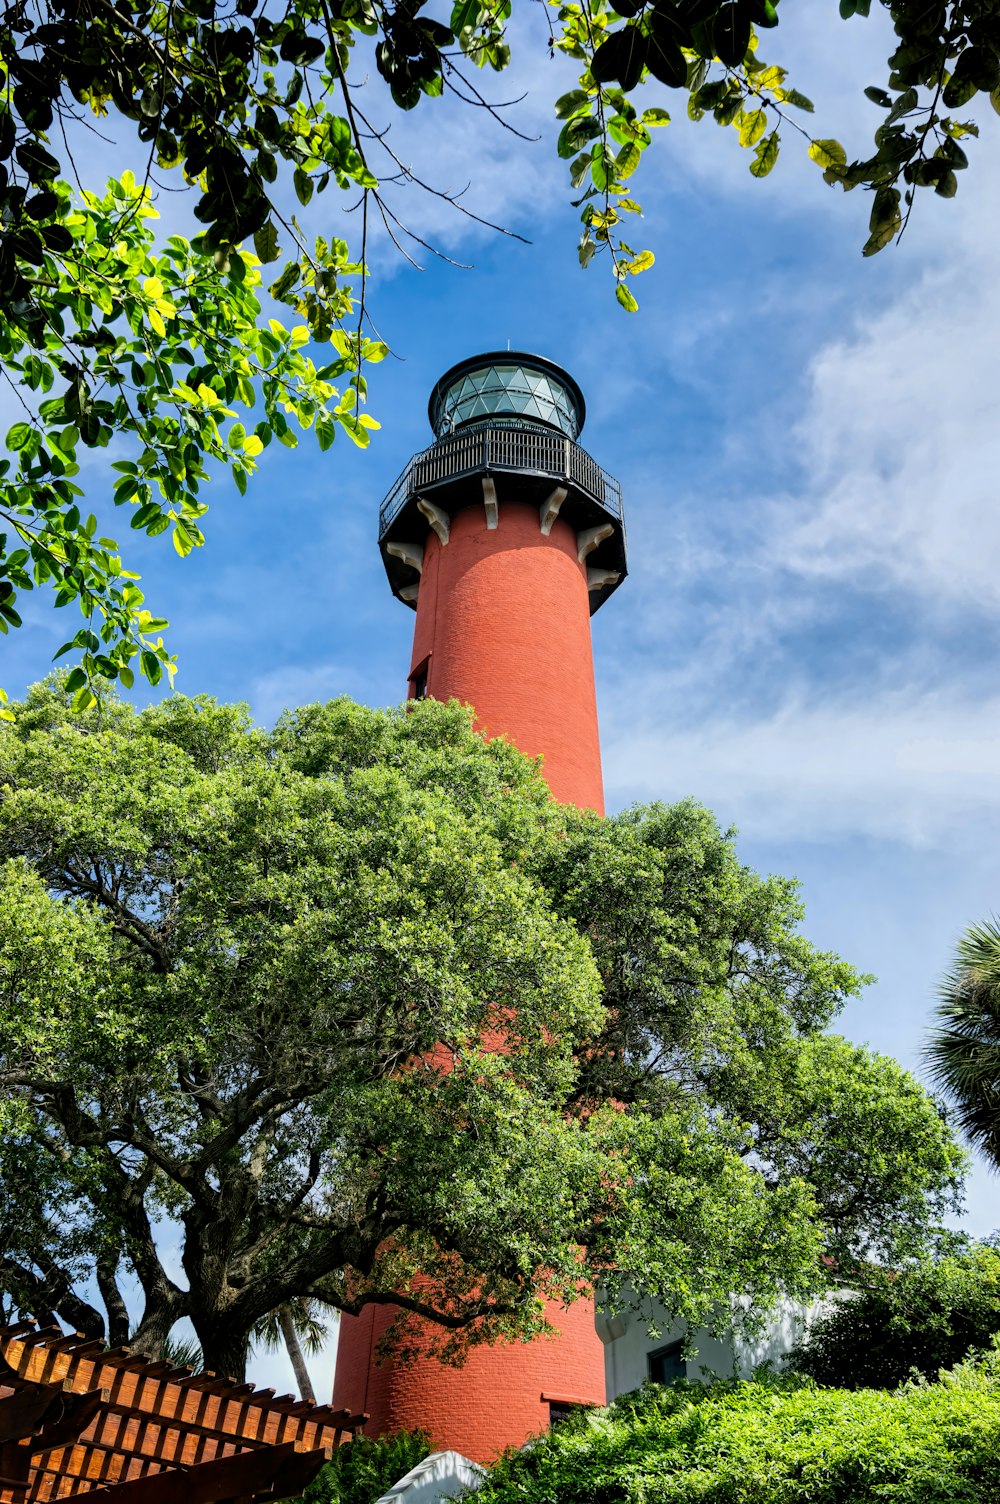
5;1;1000;1392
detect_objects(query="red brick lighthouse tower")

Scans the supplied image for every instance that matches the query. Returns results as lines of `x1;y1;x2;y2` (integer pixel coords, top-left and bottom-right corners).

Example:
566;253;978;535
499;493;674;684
331;352;627;1460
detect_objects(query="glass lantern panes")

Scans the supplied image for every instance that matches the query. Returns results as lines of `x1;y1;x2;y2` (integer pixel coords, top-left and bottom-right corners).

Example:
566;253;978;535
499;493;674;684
439;363;580;438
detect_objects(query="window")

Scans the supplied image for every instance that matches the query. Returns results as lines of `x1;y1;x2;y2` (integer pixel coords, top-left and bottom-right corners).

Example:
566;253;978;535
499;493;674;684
541;1394;591;1429
647;1342;685;1386
409;657;430;700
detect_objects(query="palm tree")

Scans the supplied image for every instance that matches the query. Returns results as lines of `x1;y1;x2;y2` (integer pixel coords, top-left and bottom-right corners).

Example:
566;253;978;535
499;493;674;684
251;1298;337;1404
926;917;1000;1168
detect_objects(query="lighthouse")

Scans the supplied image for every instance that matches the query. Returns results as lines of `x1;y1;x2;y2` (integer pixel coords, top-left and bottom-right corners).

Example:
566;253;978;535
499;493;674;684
331;352;627;1460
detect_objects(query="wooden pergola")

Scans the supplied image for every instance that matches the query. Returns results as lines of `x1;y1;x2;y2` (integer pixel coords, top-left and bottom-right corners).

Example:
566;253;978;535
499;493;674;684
0;1325;366;1504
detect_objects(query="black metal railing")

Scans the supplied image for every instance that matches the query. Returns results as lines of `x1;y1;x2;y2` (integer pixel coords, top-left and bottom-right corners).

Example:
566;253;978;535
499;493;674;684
378;420;623;539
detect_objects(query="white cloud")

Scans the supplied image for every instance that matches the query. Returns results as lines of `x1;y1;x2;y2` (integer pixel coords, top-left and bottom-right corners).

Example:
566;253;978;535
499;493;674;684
776;253;1000;610
603;687;1000;848
763;87;1000;611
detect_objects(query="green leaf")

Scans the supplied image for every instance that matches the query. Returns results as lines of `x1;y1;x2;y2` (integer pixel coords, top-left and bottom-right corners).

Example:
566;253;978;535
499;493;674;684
616;142;642;178
808;138;847;169
783;89;814;113
6;424;33;452
558;115;600;160
173;521;195;557
749;130;779;178
869;186;901;232
569;152;591;189
140;649;163;684
862;223;896;256
886;87;918;125
615;283;639;312
738;109;767;149
254;222;281;263
555;90;591;119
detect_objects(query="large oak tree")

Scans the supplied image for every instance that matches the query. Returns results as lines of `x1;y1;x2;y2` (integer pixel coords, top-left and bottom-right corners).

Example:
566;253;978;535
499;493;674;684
0;682;964;1376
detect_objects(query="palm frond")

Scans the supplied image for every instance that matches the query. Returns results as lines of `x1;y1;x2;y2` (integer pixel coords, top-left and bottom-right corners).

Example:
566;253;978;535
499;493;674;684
926;915;1000;1171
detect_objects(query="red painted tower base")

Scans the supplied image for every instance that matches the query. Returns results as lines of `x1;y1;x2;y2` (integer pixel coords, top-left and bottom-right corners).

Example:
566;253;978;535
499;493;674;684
332;1300;604;1463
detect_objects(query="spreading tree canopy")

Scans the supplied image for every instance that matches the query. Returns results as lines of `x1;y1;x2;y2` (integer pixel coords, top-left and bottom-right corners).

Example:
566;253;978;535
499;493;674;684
1;0;1000;697
0;683;964;1377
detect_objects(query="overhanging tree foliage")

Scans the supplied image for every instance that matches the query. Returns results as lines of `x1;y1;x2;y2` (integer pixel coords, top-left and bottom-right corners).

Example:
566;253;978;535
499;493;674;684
0;683;964;1377
2;0;1000;696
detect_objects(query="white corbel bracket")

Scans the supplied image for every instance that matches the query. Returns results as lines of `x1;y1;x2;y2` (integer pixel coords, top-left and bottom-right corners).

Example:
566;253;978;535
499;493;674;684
482;475;498;530
399;582;420;604
587;567;621;592
577;523;614;563
539;486;568;537
386;541;425;575
416;496;450;545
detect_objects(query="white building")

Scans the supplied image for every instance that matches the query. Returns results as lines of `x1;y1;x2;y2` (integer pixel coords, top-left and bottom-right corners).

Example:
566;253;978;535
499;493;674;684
596;1292;847;1402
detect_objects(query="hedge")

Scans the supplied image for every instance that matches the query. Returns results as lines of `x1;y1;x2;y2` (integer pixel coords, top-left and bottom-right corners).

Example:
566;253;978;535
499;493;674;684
470;1351;1000;1504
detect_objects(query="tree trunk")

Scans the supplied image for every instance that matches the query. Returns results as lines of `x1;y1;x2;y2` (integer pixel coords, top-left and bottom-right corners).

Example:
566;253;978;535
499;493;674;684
97;1258;131;1348
190;1316;251;1382
277;1305;316;1402
130;1304;178;1363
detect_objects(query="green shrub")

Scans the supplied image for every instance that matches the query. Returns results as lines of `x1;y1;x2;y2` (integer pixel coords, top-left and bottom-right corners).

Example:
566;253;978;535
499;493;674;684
471;1353;1000;1504
789;1241;1000;1388
296;1429;432;1504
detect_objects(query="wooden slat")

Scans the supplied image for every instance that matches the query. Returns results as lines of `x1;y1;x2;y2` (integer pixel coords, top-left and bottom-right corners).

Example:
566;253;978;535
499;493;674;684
0;1326;356;1504
77;1442;329;1504
96;1401;269;1451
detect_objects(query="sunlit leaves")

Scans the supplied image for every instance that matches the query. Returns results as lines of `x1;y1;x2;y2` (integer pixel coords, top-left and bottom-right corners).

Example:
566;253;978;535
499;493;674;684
0;174;380;702
554;0;1000;287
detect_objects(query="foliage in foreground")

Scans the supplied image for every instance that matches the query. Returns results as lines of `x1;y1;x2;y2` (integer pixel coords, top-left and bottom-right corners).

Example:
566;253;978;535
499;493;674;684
472;1357;1000;1504
299;1430;431;1504
4;1;1000;691
789;1239;1000;1390
0;684;964;1377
